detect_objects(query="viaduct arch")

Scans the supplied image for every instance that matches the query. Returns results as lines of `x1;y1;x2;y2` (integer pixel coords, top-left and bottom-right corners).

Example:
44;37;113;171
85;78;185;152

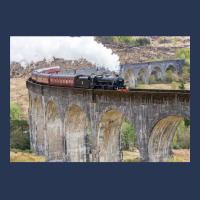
66;60;185;88
27;80;190;162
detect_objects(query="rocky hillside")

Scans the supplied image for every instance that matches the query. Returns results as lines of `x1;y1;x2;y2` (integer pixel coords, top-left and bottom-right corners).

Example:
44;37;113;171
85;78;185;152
97;36;190;64
10;36;190;78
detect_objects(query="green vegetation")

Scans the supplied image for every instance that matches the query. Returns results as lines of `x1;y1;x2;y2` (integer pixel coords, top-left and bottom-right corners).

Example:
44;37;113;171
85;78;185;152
173;36;178;46
179;79;185;90
175;48;190;83
171;81;178;90
96;36;150;46
10;148;33;154
136;84;143;89
158;37;165;44
121;118;138;151
135;37;150;46
164;69;173;83
175;48;190;66
10;102;30;150
168;154;185;162
10;102;20;121
168;38;172;43
150;75;156;84
181;66;190;81
173;119;190;149
158;37;172;44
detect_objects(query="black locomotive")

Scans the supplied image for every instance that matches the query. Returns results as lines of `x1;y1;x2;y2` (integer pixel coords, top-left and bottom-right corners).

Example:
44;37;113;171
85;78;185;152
76;74;128;90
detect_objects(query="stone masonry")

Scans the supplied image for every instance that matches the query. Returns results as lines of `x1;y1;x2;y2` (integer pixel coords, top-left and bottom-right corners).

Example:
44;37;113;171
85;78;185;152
27;80;190;162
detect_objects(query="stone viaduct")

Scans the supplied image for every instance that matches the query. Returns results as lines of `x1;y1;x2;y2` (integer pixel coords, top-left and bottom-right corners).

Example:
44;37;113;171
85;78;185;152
27;79;190;162
61;59;185;87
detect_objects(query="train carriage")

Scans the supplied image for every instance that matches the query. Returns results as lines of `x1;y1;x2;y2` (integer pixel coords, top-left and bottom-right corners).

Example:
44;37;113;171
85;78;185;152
50;74;78;87
36;74;50;85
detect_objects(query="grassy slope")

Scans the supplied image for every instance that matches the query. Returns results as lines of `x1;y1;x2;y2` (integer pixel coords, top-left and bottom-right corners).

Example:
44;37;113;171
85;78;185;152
10;149;190;162
10;78;29;121
10;151;45;162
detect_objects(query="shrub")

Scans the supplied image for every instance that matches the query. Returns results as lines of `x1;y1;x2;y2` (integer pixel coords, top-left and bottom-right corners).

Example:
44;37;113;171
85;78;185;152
175;48;190;66
10;102;30;150
171;81;178;90
181;66;190;81
150;75;156;84
173;144;181;149
10;102;20;121
24;149;33;154
13;149;19;153
174;120;190;149
168;38;172;43
164;70;173;83
135;37;150;46
10;131;30;150
158;37;165;44
96;36;136;45
179;79;185;90
184;118;190;127
173;36;178;46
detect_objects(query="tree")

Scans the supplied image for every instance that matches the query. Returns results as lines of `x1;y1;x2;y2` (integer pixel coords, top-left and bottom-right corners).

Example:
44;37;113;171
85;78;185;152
150;75;156;84
179;79;185;90
175;48;190;66
121;118;138;151
10;102;30;150
164;70;173;83
175;120;190;149
181;66;190;81
10;102;20;121
171;81;178;90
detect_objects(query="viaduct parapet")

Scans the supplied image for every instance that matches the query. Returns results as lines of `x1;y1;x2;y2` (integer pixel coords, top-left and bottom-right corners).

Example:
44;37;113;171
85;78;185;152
27;80;190;162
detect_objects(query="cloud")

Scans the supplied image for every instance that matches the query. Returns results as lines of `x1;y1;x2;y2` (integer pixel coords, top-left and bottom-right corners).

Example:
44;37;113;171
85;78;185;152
10;36;120;72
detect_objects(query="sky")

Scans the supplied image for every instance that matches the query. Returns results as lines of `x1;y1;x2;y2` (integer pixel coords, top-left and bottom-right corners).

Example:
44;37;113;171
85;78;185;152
10;36;120;72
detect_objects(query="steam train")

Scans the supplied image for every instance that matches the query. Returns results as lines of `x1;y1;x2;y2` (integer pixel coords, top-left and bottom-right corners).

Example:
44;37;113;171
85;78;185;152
31;66;128;91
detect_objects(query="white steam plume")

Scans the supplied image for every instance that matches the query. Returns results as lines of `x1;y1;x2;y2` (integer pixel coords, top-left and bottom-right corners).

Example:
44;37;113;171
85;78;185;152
10;36;120;72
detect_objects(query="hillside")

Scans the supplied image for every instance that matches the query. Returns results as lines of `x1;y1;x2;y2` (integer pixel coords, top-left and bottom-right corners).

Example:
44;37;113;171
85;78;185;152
97;36;190;64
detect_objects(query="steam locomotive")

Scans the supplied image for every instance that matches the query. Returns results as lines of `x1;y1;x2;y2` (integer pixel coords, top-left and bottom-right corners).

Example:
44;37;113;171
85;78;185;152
31;66;128;91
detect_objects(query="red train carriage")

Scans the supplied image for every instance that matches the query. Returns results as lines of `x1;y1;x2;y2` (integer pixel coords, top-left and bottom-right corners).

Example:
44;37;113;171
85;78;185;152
31;66;61;84
50;75;79;87
36;74;50;85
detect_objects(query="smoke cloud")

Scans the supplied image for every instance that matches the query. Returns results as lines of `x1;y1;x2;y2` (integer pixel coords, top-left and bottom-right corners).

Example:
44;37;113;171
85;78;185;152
10;36;120;72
